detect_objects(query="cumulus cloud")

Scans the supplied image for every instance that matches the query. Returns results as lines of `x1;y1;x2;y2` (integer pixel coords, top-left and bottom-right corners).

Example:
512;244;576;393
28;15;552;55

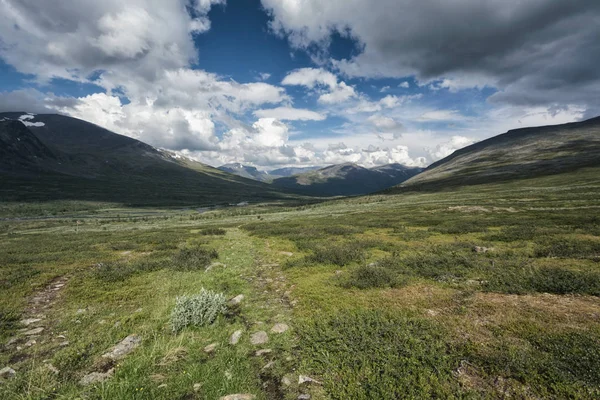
254;106;325;121
262;0;600;113
282;67;356;104
427;136;475;161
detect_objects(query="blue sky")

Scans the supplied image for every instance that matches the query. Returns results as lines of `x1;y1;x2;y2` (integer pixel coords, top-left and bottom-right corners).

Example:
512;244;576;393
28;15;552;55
0;0;597;168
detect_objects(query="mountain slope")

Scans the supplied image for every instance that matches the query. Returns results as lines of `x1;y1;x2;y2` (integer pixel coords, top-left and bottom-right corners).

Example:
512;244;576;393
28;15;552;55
272;162;423;196
396;116;600;190
0;113;292;205
218;163;271;182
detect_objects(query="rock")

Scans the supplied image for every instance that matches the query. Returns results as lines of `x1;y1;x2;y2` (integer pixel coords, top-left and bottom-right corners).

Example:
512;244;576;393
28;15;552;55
271;323;289;334
20;318;42;326
229;294;244;306
56;334;66;339
0;367;16;380
101;334;141;360
6;338;18;346
46;364;59;375
204;343;218;353
24;339;36;347
220;395;256;400
23;327;44;336
230;330;243;345
150;374;166;382
193;383;202;392
157;384;167;389
280;251;294;257
281;376;291;387
262;361;275;370
76;308;86;314
298;395;311;400
59;341;70;347
473;246;493;253
255;349;272;356
299;375;322;385
80;369;114;385
250;331;268;345
225;371;233;380
334;270;343;276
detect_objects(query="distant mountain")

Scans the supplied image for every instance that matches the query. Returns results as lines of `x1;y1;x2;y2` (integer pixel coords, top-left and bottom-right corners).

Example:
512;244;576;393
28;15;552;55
217;163;271;182
270;166;322;177
0;112;292;205
271;162;423;196
394;116;600;191
217;164;323;182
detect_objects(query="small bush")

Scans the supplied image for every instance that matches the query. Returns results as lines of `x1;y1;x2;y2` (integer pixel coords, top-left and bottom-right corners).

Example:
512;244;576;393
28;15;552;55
171;247;218;270
341;265;398;289
486;225;537;242
92;259;162;282
199;227;226;236
534;238;600;259
309;243;365;266
171;289;227;333
429;221;489;235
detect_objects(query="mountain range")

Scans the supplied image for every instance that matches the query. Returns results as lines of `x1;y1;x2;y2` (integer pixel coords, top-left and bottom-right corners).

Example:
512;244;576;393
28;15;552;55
0;113;289;206
271;163;423;196
217;163;322;182
394;116;600;191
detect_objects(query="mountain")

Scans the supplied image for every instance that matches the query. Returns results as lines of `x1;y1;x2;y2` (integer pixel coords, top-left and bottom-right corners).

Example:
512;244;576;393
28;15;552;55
395;116;600;191
270;166;322;177
217;163;271;182
0;113;292;205
271;162;423;196
217;164;323;182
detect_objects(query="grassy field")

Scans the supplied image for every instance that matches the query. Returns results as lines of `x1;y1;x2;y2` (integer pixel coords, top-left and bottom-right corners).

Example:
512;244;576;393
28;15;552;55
1;167;599;399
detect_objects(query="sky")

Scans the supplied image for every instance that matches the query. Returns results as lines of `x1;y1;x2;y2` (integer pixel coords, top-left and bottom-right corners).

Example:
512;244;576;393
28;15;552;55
0;0;598;169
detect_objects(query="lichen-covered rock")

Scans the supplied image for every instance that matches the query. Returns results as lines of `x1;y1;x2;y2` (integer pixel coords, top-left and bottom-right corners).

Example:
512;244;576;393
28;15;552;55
250;331;268;345
101;334;141;360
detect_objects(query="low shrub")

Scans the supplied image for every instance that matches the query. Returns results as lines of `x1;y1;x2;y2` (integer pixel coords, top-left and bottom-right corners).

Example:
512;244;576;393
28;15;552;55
298;311;461;399
92;259;162;282
171;247;218;270
171;289;227;333
429;221;489;235
485;225;537;242
309;243;365;266
534;238;600;259
199;227;226;236
340;265;398;289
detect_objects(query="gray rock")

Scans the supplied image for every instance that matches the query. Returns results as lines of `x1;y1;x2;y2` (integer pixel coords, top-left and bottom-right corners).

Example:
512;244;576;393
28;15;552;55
80;369;114;385
0;367;16;380
101;334;141;360
24;339;36;347
281;376;291;387
255;349;272;356
220;395;256;400
298;395;311;400
20;318;42;326
229;294;244;306
299;375;322;385
271;323;289;334
193;383;202;392
23;327;44;336
204;343;218;353
280;251;294;257
250;331;268;345
157;384;167;389
230;330;243;345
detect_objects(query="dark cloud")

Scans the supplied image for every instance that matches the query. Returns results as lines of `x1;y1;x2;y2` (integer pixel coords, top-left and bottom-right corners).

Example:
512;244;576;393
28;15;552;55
263;0;600;111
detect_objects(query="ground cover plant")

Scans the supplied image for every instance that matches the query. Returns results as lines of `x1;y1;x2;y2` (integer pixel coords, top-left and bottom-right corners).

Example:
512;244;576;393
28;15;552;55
1;167;599;399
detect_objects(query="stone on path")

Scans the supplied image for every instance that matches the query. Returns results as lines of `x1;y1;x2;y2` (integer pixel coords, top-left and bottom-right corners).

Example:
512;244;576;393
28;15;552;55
101;334;141;360
0;367;16;380
270;323;289;334
80;369;114;385
23;327;44;336
20;318;42;326
204;343;218;353
229;294;244;306
220;395;256;400
250;331;268;345
299;375;322;385
255;349;272;356
230;330;243;345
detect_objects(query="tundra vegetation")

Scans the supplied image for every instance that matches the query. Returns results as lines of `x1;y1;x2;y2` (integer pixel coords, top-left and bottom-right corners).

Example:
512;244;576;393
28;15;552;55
1;166;599;399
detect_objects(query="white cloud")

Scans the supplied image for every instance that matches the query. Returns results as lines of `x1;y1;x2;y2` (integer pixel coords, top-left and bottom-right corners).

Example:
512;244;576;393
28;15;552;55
399;82;410;88
427;136;475;160
417;110;465;122
282;67;356;104
254;106;326;121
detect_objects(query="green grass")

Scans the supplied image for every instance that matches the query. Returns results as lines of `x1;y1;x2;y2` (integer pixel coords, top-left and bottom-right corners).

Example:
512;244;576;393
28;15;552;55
1;167;600;399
